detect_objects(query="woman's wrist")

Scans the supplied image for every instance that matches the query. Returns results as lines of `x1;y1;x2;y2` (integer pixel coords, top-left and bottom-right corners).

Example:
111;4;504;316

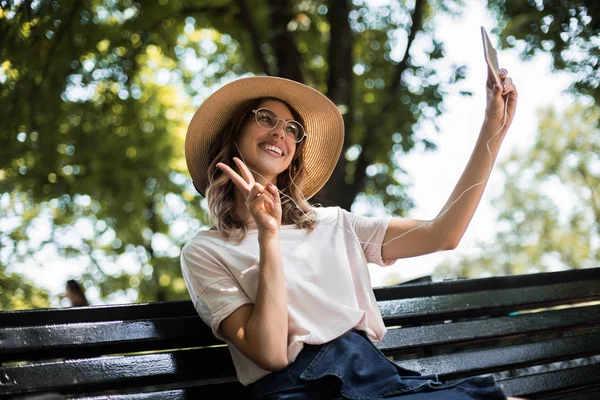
481;117;508;138
258;228;280;241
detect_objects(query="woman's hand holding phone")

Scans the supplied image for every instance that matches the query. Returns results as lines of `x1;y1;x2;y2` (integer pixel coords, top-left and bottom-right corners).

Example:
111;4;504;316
481;27;518;134
216;157;282;235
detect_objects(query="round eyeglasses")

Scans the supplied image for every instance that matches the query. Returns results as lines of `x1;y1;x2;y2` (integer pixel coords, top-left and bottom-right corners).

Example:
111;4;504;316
251;108;307;143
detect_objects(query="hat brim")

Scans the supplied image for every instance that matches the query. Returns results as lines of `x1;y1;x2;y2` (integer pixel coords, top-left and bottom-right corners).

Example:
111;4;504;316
185;76;345;200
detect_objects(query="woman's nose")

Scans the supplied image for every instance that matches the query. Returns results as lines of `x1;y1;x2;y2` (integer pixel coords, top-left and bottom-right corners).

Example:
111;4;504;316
270;123;286;139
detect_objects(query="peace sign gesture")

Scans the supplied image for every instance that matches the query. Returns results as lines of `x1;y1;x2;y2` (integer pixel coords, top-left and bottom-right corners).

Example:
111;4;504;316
216;157;282;234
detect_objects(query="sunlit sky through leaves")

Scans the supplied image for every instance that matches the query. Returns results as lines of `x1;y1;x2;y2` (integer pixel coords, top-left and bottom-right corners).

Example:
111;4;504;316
9;0;581;305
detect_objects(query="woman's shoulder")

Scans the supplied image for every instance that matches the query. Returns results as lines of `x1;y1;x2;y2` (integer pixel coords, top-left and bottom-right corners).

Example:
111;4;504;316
312;205;346;220
180;228;239;271
182;228;227;253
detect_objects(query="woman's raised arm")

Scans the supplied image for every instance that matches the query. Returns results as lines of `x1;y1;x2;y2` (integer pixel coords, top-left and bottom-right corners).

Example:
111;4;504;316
217;158;289;372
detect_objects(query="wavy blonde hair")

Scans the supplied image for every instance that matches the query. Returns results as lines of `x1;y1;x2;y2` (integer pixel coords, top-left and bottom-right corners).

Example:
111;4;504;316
205;97;318;242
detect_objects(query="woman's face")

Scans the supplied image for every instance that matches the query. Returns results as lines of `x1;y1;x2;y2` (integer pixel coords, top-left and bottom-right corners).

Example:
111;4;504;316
235;99;298;183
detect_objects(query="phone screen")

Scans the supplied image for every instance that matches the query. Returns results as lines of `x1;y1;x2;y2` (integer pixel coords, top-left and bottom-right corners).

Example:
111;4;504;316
481;27;502;88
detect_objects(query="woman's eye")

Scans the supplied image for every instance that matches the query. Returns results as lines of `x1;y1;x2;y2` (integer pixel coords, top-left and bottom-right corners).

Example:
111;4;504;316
286;125;298;134
260;115;274;124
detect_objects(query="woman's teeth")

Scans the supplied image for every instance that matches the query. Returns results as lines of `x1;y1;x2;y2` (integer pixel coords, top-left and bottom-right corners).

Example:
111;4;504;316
260;144;283;156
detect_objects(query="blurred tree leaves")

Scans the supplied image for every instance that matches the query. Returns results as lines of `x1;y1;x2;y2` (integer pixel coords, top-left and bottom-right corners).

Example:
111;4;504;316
1;0;204;306
435;102;600;279
0;263;50;310
2;0;595;307
1;0;472;307
488;0;600;102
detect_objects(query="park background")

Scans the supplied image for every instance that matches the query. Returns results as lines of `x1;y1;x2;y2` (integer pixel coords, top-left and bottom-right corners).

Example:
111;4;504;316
1;0;598;309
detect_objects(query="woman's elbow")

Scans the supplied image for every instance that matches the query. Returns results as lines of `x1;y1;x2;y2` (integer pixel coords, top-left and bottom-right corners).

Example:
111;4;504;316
258;354;289;372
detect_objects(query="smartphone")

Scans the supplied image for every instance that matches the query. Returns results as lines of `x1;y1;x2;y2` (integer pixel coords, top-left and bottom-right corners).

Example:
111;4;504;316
481;26;502;88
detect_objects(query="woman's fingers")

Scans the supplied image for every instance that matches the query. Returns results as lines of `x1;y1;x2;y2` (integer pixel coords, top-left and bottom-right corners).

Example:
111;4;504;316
501;77;515;94
216;162;249;193
232;157;255;185
246;182;277;215
265;182;280;203
261;191;275;210
246;182;266;208
487;67;508;91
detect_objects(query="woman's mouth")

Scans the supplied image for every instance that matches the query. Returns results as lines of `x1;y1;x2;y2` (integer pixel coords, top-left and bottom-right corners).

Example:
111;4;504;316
259;143;284;157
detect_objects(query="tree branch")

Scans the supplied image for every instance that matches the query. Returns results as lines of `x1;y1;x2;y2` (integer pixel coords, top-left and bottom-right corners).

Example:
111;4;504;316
316;0;354;208
578;167;600;236
351;0;426;198
87;250;109;280
390;0;425;90
179;6;230;15
267;0;303;81
236;0;271;74
39;1;80;89
0;0;30;51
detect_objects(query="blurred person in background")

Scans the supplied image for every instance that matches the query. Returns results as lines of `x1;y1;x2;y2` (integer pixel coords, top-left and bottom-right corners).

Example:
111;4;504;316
62;279;89;307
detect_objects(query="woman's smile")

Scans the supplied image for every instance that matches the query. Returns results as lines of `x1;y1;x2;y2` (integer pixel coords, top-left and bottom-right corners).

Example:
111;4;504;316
259;143;284;157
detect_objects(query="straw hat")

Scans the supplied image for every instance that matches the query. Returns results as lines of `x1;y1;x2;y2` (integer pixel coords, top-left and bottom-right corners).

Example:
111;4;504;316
185;76;345;199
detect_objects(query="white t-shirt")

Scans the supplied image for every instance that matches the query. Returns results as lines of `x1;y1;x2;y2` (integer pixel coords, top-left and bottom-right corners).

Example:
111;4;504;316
180;206;394;386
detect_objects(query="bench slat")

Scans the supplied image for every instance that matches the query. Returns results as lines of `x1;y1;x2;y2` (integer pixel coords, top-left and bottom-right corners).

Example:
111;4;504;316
2;269;598;328
396;331;600;379
3;303;598;364
541;390;600;400
375;268;600;301
79;390;188;400
0;301;196;328
73;383;248;400
3;330;598;396
22;363;600;400
69;385;248;400
0;348;237;396
380;280;600;326
379;304;600;354
0;317;217;363
34;365;600;400
498;363;600;398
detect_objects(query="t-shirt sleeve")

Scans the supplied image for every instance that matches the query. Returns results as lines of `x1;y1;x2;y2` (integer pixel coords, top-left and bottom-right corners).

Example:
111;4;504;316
180;240;253;341
340;208;395;266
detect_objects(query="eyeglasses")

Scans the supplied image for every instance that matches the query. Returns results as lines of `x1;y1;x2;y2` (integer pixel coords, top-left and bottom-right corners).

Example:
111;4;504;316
251;108;307;143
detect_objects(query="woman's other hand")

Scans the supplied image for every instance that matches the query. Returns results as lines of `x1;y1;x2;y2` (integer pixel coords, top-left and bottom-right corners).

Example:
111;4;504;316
216;157;282;234
485;67;518;134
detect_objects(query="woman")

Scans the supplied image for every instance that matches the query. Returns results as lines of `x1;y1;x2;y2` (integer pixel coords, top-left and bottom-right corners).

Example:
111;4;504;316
181;66;521;399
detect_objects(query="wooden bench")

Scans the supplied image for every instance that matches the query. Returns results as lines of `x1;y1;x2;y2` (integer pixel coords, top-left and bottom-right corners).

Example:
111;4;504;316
1;268;599;399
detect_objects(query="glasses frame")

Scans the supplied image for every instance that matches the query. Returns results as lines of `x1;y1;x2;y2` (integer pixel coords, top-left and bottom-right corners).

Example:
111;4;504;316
251;108;307;143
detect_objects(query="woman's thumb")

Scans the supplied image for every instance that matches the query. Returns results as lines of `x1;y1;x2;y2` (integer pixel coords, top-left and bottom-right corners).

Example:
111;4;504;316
492;83;501;96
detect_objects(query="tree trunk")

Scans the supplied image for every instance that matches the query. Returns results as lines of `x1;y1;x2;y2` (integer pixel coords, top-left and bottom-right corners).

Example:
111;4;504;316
268;0;303;81
313;0;354;209
237;0;271;74
323;0;425;210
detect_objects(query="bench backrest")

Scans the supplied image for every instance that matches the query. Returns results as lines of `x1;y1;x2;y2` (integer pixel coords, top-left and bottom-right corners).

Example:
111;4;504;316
1;268;600;399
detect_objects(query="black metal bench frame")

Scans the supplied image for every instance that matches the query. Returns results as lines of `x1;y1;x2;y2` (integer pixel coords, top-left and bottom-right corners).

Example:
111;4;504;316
1;267;599;399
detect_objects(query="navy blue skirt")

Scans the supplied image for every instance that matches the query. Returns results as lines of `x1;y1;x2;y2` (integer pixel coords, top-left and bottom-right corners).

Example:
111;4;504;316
247;329;508;400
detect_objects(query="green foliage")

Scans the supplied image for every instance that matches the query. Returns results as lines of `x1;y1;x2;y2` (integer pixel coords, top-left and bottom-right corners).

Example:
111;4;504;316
2;0;593;307
0;263;50;310
0;0;472;307
0;0;204;306
435;102;600;278
488;0;600;102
